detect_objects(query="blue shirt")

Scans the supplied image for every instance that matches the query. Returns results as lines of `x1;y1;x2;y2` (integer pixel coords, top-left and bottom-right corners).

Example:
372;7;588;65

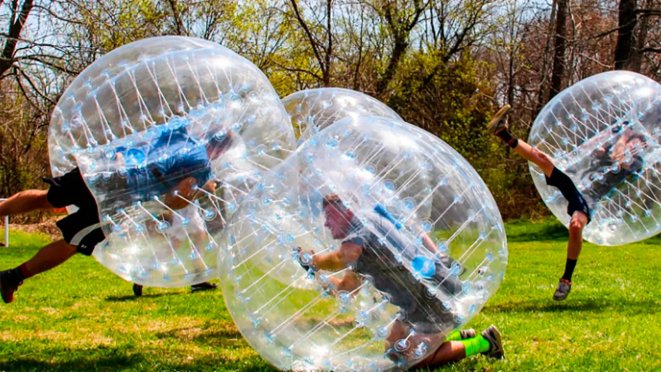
117;127;212;202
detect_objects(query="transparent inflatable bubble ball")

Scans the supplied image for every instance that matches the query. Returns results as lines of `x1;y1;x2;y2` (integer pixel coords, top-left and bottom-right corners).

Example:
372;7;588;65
219;115;507;371
283;88;402;146
529;70;661;246
48;36;295;287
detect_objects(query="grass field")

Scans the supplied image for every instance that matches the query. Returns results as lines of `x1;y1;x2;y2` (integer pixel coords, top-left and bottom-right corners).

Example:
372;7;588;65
1;219;661;372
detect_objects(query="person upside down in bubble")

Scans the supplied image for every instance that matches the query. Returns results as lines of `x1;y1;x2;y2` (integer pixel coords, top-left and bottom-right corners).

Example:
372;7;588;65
487;106;647;301
576;121;648;205
0;125;233;304
296;194;503;368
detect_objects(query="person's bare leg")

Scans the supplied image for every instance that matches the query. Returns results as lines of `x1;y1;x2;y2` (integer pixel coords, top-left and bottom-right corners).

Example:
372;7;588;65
414;325;503;368
567;212;588;260
23;239;77;276
554;186;590;301
489;107;588;300
487;105;555;177
511;140;556;177
415;341;466;368
1;239;77;303
0;190;54;217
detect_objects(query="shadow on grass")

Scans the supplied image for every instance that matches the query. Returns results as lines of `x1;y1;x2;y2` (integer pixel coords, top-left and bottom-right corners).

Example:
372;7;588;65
154;324;248;348
0;354;145;372
0;353;277;372
490;298;661;315
105;292;181;302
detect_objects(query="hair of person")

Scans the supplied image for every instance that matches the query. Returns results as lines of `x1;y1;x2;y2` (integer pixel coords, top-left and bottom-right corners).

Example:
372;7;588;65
322;193;346;210
207;131;233;151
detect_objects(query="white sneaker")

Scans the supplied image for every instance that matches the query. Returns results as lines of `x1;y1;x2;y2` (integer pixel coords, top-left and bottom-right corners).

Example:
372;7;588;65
553;278;572;301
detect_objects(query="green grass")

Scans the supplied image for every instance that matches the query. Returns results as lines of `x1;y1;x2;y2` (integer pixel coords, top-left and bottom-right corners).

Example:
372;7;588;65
1;220;661;371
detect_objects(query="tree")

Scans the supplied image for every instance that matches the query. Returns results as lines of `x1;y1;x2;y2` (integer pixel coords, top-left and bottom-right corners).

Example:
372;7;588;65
614;0;637;69
373;0;428;96
286;0;334;86
549;0;568;100
0;0;33;79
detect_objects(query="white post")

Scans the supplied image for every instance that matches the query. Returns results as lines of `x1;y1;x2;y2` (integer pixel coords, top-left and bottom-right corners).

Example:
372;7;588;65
1;199;6;247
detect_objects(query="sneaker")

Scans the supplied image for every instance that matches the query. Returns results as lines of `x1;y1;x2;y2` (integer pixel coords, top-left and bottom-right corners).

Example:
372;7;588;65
460;328;476;339
486;105;511;134
481;325;504;359
553;278;572;301
191;282;218;292
132;283;143;297
0;269;22;304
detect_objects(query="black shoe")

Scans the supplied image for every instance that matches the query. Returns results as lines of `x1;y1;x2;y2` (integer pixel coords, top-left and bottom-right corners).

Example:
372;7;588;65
132;284;143;297
0;269;23;304
481;325;504;359
460;329;476;339
191;282;218;292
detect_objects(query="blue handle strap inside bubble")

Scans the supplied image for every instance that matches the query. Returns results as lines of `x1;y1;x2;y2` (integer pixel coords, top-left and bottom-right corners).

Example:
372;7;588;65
373;204;437;278
373;204;402;230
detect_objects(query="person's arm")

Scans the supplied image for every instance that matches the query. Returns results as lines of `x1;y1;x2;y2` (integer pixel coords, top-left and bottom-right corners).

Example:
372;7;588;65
309;241;363;271
420;232;439;254
192;179;217;199
115;151;125;166
324;271;362;294
610;133;629;164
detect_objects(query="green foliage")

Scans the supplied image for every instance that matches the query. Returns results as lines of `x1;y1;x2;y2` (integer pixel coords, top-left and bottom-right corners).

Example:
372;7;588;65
385;51;543;219
0;80;51;222
4;0;656;223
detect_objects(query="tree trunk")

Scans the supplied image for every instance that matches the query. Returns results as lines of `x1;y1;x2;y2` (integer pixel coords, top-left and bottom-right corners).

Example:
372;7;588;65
549;0;567;101
534;0;557;115
614;0;637;70
630;0;651;72
0;0;34;78
376;38;408;95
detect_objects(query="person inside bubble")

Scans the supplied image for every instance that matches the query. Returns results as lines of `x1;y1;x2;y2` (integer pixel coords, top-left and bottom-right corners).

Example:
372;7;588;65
487;105;591;301
295;194;503;368
0;125;234;304
577;121;648;204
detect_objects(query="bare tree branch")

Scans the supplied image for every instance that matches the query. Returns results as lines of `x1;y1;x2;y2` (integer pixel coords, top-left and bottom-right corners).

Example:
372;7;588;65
289;0;326;82
0;0;34;78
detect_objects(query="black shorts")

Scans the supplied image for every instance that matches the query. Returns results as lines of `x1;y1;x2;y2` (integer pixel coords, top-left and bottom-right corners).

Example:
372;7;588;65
565;189;591;223
545;167;592;224
405;298;458;334
44;168;105;256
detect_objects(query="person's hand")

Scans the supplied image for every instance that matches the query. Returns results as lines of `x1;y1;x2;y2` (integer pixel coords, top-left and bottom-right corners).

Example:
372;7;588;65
115;151;125;165
294;247;316;273
163;177;197;210
611;142;626;163
201;180;217;196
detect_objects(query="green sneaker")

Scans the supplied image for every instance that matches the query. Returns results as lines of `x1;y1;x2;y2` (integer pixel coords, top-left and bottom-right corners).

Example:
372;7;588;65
486;105;511;134
481;325;504;359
